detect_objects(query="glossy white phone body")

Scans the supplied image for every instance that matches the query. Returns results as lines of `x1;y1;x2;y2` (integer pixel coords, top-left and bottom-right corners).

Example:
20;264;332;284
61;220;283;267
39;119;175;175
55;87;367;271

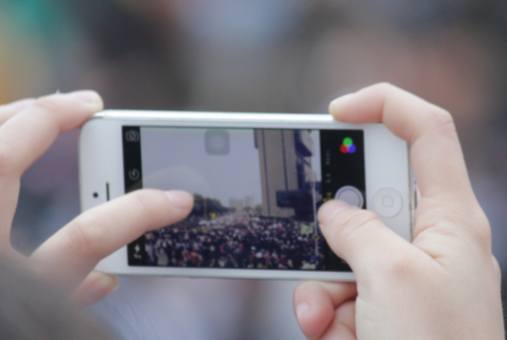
79;110;414;281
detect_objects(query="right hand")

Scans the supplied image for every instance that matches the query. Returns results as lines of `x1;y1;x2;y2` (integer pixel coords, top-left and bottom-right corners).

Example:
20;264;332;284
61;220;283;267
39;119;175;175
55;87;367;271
294;83;504;340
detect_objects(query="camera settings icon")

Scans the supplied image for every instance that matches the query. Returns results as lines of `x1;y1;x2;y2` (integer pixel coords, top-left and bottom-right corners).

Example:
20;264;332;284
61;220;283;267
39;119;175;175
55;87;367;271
125;130;140;142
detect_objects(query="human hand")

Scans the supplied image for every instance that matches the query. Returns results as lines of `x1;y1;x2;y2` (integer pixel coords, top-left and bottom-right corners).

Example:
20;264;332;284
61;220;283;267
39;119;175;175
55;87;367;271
294;83;504;340
0;92;193;307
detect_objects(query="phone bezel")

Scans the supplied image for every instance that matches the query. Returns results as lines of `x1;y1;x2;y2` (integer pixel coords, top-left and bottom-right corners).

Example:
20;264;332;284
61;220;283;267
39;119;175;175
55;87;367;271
79;110;413;281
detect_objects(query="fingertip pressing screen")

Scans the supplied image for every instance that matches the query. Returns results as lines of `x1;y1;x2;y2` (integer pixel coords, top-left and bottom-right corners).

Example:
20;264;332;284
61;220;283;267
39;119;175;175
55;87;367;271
122;126;365;272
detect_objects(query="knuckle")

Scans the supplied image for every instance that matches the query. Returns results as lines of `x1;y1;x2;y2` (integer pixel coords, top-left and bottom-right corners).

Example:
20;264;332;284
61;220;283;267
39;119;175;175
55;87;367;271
0;140;16;174
374;82;395;91
454;207;492;250
470;220;492;250
31;96;62;115
429;107;456;135
437;209;492;251
431;106;453;124
129;190;166;222
370;82;398;96
382;251;414;277
66;215;102;258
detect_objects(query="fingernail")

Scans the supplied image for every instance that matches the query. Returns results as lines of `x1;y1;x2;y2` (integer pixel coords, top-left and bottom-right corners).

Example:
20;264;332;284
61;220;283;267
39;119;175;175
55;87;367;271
329;93;355;112
296;303;311;320
318;200;350;226
166;190;194;210
101;274;119;292
79;274;119;307
72;90;100;103
71;90;103;111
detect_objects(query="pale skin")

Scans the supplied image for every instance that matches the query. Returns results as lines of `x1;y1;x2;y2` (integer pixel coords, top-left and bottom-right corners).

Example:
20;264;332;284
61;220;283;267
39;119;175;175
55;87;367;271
0;85;503;338
293;83;504;340
0;90;194;307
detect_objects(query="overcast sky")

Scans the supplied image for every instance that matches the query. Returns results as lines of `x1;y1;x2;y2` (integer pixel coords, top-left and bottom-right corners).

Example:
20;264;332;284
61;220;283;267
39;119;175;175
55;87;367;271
141;127;321;206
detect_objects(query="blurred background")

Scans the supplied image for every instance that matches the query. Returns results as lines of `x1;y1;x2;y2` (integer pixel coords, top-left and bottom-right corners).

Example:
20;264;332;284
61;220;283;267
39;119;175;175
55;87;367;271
2;0;507;338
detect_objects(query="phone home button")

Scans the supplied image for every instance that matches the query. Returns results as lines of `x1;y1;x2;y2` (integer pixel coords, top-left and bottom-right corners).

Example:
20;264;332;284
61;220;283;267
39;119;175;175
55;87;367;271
373;187;403;217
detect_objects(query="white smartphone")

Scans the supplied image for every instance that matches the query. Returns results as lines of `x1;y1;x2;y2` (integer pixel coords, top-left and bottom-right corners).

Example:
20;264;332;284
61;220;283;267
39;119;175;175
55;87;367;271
79;110;414;281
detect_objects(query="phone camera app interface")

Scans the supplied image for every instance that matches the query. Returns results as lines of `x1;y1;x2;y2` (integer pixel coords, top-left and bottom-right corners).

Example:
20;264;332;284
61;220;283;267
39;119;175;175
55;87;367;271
122;126;365;272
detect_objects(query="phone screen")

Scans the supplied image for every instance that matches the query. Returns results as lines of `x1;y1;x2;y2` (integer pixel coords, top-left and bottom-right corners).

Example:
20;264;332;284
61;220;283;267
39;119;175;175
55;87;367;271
122;126;365;272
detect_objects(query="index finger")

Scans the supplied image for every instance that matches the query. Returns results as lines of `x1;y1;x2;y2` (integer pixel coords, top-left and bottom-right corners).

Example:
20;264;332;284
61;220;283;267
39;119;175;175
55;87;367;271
0;98;36;125
329;83;474;204
0;90;103;176
0;91;103;247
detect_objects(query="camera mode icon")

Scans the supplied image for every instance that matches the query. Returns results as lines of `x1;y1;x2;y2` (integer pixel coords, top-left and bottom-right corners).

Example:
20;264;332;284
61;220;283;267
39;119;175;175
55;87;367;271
126;130;140;142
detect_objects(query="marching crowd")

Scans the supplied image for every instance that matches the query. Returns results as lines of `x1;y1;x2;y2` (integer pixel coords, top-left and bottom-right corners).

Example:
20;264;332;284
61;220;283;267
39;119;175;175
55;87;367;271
143;213;325;270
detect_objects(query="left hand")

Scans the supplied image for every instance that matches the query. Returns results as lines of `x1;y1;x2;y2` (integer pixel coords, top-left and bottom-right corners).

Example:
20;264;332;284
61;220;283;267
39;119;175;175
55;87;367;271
0;91;194;307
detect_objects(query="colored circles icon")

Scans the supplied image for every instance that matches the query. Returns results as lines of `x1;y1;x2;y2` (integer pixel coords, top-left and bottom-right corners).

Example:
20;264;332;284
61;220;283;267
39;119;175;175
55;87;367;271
340;137;356;154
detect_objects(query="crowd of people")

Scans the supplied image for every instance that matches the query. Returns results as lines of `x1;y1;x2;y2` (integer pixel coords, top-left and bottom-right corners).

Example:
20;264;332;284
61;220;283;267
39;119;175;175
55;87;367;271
142;213;325;270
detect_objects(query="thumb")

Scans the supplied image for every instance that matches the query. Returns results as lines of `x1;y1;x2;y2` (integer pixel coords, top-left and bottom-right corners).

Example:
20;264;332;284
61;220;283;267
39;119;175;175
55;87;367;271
318;200;414;281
